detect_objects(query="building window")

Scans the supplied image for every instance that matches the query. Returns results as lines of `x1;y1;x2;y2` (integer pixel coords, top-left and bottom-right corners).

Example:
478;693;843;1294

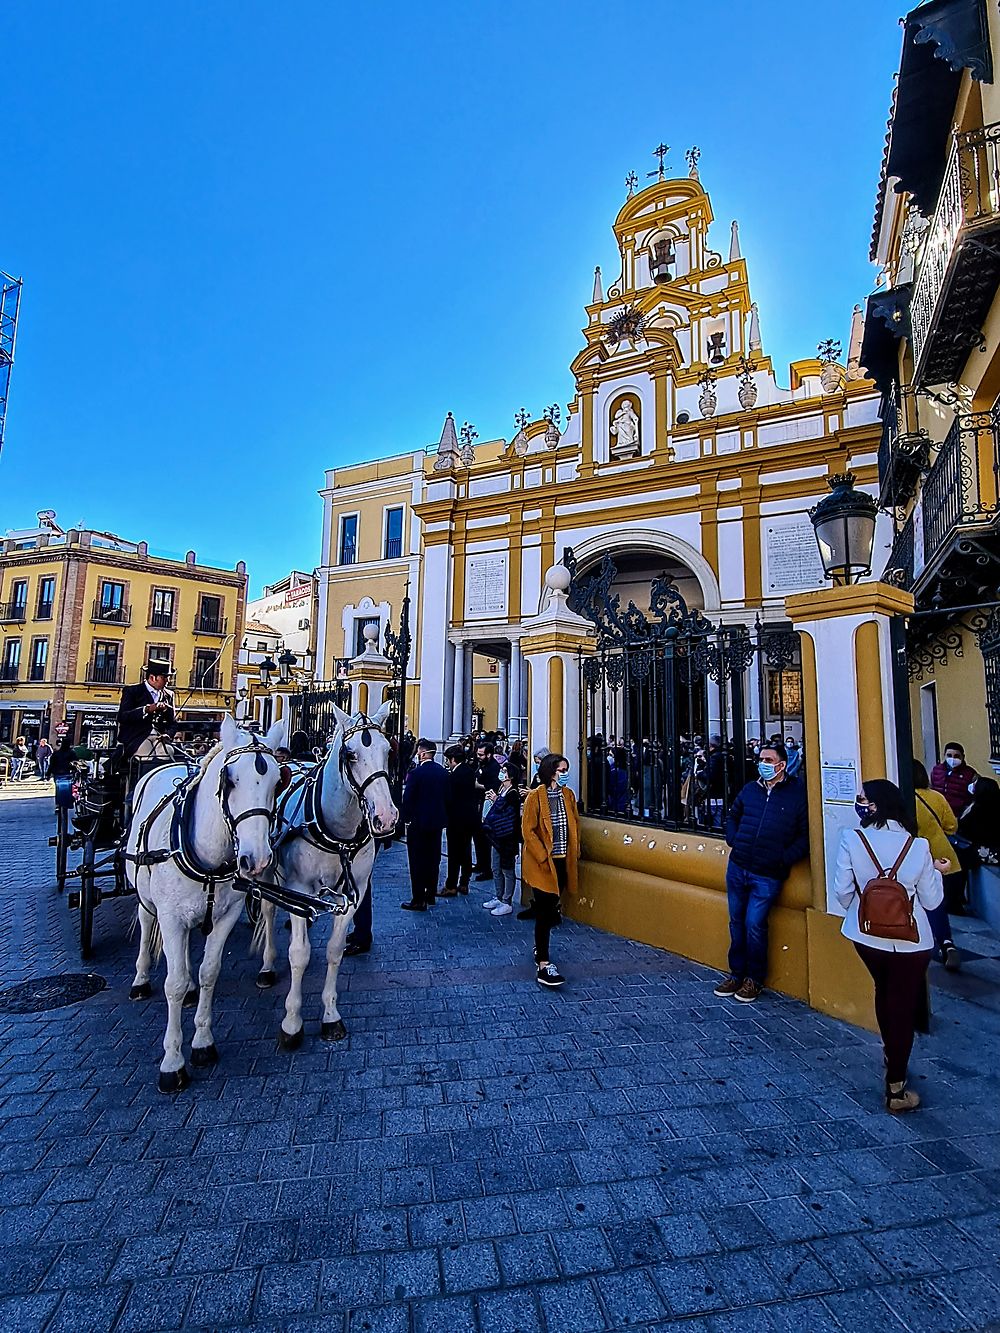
150;587;176;630
146;644;173;675
36;577;55;619
2;580;28;621
28;639;48;682
192;648;220;690
256;640;268;652
384;507;404;560
91;640;121;684
1;639;20;681
96;580;129;623
354;616;381;657
339;515;358;565
196;594;224;634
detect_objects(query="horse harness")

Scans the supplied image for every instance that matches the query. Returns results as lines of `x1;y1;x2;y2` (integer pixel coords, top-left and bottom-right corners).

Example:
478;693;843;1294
127;738;276;935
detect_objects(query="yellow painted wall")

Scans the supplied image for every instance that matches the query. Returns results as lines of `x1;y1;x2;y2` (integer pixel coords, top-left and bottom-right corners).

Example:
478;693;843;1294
909;626;992;773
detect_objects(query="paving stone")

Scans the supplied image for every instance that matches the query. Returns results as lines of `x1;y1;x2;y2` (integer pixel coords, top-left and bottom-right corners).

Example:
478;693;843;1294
255;1259;322;1319
115;1276;196;1333
382;1247;442;1300
45;1284;128;1333
477;1285;544;1333
412;1294;477;1333
187;1267;258;1326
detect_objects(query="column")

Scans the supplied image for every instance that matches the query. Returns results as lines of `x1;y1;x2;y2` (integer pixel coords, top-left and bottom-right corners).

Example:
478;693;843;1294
498;659;509;732
463;643;474;733
442;641;456;745
509;638;522;739
451;640;465;737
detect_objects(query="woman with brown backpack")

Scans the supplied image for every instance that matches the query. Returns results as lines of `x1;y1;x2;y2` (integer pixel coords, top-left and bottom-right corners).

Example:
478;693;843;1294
834;779;948;1114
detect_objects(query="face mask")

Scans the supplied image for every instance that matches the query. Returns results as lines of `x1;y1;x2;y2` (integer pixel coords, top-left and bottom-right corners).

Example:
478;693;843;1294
758;761;777;781
555;772;569;788
855;800;874;826
945;756;962;769
498;770;508;785
532;761;539;775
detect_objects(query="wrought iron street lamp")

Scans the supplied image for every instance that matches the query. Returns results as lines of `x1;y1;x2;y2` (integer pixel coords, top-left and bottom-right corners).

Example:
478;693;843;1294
277;649;297;685
809;472;878;585
258;655;276;689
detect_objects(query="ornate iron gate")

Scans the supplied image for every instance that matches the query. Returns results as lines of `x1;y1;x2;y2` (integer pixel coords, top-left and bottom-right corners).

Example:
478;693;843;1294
289;680;352;750
567;550;803;832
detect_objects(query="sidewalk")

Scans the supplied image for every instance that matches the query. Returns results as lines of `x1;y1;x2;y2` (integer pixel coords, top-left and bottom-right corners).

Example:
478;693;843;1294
0;797;998;1332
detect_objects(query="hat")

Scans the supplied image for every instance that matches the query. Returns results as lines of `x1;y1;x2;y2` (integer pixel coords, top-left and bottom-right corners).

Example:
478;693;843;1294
145;659;171;677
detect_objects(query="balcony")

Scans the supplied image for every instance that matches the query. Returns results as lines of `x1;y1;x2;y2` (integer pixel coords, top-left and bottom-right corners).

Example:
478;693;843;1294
920;411;998;565
877;383;931;512
0;664;19;682
0;601;26;623
35;601;53;620
189;666;222;690
149;610;175;630
28;663;46;682
911;120;1000;386
87;661;124;685
883;515;915;591
92;599;131;625
193;614;227;637
384;537;403;559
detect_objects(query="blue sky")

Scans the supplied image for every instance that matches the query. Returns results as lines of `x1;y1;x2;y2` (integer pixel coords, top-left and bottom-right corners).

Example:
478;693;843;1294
4;2;903;592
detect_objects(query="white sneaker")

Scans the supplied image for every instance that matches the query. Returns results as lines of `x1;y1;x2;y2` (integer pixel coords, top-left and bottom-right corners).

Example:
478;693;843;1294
481;897;500;910
491;902;513;917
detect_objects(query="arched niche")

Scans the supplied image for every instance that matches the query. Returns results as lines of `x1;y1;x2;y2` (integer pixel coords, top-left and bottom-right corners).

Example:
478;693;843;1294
607;390;643;461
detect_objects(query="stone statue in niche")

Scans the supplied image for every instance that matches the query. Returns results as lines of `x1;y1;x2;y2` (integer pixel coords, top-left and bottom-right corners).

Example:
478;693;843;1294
610;398;641;459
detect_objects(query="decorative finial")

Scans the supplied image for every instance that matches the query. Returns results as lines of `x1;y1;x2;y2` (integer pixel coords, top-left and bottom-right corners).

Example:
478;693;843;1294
647;143;670;181
514;408;529;431
543;404;561;450
685;146;701;179
511;408;530;458
625;170;639;198
818;338;843;363
729;220;741;262
748;302;762;352
459;421;478;467
592;265;604;304
432;410;461;471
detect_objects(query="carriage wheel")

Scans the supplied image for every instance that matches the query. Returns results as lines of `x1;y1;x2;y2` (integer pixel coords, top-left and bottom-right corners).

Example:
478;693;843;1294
55;806;68;893
79;836;96;961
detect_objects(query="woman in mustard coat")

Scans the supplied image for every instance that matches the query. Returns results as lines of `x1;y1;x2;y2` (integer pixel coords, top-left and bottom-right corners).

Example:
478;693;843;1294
913;759;961;971
521;752;580;987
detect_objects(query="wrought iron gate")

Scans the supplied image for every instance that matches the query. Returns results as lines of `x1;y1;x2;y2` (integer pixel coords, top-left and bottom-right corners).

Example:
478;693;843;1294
568;550;803;833
288;680;352;750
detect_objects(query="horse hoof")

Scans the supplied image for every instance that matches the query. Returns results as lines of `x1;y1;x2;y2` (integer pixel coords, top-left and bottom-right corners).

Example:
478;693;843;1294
277;1026;303;1051
321;1019;347;1042
183;987;200;1008
191;1043;219;1068
129;982;152;1001
158;1066;191;1094
256;970;277;989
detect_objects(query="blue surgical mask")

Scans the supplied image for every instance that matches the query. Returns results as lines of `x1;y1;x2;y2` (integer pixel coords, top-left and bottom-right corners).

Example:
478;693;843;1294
758;761;776;781
555;772;569;788
945;756;962;769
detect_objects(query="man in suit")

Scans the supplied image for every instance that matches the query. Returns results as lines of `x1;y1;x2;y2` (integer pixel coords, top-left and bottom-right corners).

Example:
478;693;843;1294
400;739;448;911
116;659;176;761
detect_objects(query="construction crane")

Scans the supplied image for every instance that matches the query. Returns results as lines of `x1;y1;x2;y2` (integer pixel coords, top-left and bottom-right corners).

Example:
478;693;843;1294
0;271;23;460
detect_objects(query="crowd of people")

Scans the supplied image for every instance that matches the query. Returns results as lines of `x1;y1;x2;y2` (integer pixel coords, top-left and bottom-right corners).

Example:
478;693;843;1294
3;733;53;782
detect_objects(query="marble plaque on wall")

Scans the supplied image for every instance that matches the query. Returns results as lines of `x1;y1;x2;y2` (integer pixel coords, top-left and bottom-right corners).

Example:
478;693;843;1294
465;553;508;617
763;514;827;594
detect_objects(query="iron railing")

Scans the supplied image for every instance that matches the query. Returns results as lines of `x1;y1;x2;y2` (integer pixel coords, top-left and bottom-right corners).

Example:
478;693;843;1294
384;537;402;559
190;666;222;690
911;120;1000;374
91;598;130;625
35;600;53;620
149;609;175;630
87;661;124;684
194;614;227;636
921;411;998;559
0;600;26;622
884;516;915;590
0;663;19;681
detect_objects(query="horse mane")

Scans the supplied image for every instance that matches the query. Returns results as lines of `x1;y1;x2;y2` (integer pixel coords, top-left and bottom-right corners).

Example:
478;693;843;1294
198;741;224;773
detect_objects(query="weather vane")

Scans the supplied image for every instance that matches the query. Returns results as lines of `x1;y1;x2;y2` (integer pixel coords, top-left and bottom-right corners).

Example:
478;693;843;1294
685;146;701;178
648;143;670;181
514;407;529;431
625;170;639;198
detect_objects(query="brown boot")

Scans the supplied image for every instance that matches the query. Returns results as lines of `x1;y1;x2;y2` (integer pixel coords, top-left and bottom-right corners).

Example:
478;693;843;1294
886;1080;921;1113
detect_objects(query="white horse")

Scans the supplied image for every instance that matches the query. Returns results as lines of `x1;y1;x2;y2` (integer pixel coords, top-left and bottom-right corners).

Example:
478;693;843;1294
126;715;286;1092
256;703;398;1048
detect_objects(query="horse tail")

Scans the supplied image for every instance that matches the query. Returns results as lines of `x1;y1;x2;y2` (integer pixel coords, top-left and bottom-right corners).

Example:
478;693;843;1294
147;914;164;965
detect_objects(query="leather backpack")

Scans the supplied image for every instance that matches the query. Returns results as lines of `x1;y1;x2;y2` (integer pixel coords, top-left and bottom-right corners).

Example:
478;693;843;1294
855;831;920;943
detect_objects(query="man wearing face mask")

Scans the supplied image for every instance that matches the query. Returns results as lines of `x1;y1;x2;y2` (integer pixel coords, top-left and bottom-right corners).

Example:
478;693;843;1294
930;742;977;817
714;741;809;1003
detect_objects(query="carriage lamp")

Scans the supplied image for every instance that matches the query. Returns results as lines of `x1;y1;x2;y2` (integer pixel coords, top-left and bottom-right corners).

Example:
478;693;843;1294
649;237;675;284
277;649;297;684
258;655;277;688
809;471;878;586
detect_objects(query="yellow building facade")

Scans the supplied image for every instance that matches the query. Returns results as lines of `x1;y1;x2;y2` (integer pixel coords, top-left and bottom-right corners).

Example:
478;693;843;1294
864;0;1000;778
317;165;884;744
0;513;247;747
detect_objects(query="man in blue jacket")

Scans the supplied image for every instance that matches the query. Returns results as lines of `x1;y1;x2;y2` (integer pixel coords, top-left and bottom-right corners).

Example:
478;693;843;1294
400;739;448;911
715;741;808;1003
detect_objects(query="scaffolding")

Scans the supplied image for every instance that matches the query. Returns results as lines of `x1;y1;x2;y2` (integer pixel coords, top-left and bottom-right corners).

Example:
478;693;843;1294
0;271;22;460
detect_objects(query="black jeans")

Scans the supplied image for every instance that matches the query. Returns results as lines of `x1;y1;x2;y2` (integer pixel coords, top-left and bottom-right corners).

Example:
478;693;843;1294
407;827;443;905
534;857;568;963
854;943;932;1084
472;822;492;873
445;823;474;890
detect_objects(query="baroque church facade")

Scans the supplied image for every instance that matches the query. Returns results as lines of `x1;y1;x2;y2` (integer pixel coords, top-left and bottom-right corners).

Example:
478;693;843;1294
315;160;884;744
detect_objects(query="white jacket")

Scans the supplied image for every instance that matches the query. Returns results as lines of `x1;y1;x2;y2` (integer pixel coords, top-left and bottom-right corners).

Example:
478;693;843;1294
833;820;943;952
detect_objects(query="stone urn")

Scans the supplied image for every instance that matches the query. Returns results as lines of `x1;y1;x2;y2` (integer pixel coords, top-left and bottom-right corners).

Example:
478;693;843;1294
738;378;758;409
820;362;843;394
699;385;718;418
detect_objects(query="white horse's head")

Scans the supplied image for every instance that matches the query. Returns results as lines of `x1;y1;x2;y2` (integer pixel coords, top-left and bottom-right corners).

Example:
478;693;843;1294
329;701;399;836
217;715;286;877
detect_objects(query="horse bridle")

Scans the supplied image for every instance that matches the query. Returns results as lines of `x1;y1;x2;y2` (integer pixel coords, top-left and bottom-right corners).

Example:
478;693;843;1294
217;737;278;842
337;716;392;811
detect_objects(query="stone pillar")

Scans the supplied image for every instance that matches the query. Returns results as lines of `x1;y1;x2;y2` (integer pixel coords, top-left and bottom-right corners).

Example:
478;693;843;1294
785;581;914;1028
451;641;466;737
519;566;594;773
348;623;392;719
462;643;474;734
509;638;523;740
498;659;509;732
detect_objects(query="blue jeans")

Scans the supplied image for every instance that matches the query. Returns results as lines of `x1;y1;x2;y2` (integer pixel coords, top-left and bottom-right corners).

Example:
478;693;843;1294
726;863;783;985
491;846;516;904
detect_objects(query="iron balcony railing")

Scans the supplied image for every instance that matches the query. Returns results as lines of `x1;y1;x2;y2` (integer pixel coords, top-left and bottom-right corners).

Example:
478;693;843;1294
194;614;227;636
88;661;124;684
92;598;131;625
28;661;46;682
0;601;27;622
149;609;175;630
921;410;999;561
35;600;53;620
0;663;19;681
884;515;915;590
384;537;402;559
190;667;222;689
911;120;1000;379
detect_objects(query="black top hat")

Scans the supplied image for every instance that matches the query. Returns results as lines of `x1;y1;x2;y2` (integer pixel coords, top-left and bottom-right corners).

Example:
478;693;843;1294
144;659;172;678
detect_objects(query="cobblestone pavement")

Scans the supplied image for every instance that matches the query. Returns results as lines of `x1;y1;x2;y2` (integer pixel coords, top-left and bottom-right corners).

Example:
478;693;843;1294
1;797;1000;1333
